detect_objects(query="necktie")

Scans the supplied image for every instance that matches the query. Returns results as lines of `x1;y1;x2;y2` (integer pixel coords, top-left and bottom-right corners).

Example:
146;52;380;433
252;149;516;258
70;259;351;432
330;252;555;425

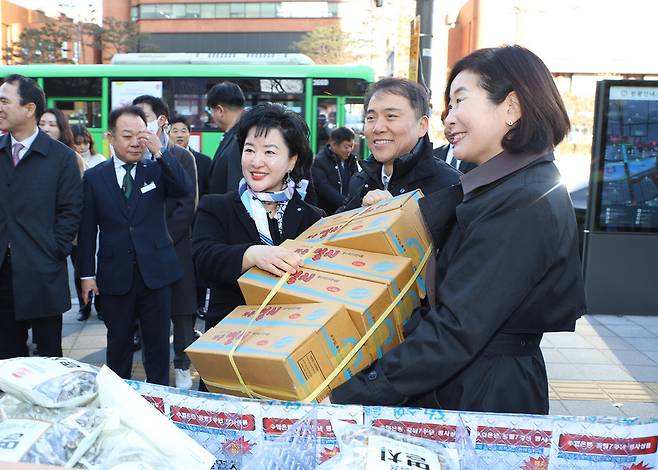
11;143;23;167
448;156;459;169
122;163;135;198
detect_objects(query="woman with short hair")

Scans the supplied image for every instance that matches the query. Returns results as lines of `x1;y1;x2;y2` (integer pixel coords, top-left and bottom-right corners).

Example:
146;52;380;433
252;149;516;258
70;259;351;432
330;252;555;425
331;45;587;415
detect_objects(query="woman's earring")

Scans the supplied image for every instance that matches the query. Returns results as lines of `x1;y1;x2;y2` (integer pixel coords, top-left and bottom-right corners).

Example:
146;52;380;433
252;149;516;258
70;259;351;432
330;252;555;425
506;120;515;126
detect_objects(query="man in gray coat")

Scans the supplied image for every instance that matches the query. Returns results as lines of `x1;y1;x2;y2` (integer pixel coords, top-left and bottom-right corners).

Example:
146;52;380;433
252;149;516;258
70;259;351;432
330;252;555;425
0;74;82;358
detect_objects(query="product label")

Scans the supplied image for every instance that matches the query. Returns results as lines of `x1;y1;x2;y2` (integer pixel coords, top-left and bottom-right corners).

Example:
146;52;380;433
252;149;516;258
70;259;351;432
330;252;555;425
0;419;51;462
366;435;441;470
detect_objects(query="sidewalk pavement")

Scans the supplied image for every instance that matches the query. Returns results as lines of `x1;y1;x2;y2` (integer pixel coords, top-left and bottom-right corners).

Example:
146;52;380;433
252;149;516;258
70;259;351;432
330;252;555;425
62;304;658;419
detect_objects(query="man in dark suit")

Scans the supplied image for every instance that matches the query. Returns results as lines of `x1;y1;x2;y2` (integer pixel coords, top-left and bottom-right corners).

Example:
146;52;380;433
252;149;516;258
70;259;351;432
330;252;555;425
0;74;82;359
133;96;198;390
169;114;212;197
205;82;245;195
78;106;191;385
433;142;477;173
169;114;212;321
312;126;360;215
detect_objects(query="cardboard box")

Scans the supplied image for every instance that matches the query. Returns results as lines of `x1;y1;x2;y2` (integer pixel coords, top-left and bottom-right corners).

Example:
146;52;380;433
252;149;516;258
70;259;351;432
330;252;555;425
238;266;401;359
186;303;373;402
295;190;431;297
280;239;420;329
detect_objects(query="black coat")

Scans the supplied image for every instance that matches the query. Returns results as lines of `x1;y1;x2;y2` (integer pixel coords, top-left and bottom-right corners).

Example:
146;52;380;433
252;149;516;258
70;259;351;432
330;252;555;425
331;152;587;414
207;126;242;195
0;130;82;320
312;145;359;215
432;143;477;174
190;149;212;197
165;144;198;316
192;190;323;321
340;135;460;212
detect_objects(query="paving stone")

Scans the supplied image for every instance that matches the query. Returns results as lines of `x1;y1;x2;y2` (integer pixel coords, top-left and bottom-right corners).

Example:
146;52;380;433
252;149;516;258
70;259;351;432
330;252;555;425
558;348;615;365
548;400;570;416
559;400;626;417
605;324;657;339
583;336;635;350
546;363;582;380
619;402;658;418
601;349;657;367
544;333;596;349
541;348;569;364
573;364;635;381
625;338;658;352
621;365;658;383
74;335;107;349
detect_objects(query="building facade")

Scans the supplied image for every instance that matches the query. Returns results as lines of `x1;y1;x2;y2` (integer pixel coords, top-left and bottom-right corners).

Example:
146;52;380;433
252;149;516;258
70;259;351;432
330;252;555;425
104;0;343;55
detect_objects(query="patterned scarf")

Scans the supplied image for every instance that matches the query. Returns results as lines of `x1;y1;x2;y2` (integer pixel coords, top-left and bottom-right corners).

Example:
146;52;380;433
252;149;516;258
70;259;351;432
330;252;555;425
239;177;309;245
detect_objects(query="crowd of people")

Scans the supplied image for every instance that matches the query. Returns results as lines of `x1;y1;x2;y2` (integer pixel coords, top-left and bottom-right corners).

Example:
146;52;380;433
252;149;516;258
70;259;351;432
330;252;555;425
0;44;586;415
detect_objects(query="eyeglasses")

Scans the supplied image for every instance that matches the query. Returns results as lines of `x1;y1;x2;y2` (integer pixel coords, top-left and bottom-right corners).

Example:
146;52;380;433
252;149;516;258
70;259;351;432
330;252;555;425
205;105;221;114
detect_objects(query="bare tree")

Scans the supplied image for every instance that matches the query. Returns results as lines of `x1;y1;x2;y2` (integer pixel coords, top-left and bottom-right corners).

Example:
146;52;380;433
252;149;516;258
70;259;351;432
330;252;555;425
4;19;74;64
291;25;355;64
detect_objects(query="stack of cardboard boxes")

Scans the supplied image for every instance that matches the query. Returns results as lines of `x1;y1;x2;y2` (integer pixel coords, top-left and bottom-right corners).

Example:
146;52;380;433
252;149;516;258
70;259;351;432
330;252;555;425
187;190;431;401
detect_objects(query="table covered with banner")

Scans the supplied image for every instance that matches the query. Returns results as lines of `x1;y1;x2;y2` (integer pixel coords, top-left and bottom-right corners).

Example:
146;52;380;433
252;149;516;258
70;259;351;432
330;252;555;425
130;379;658;470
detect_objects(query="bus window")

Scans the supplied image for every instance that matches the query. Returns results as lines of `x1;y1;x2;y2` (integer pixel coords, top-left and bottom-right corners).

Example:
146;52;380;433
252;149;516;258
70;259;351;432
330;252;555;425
344;99;365;156
316;98;337;154
44;77;102;97
51;100;102;129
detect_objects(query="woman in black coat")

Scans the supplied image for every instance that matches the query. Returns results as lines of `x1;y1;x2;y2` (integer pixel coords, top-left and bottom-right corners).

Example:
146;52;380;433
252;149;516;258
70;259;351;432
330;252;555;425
330;45;587;415
192;104;323;344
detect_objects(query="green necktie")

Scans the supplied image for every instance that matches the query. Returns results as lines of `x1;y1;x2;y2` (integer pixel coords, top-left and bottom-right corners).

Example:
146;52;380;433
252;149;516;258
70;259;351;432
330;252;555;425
122;163;135;198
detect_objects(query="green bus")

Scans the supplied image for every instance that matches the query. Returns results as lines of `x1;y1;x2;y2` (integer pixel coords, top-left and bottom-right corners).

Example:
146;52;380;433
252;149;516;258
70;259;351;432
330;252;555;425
1;60;374;157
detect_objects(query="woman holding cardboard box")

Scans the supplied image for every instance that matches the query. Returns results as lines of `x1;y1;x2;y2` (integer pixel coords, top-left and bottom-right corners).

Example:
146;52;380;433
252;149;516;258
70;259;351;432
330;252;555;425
330;45;587;414
192;103;323;389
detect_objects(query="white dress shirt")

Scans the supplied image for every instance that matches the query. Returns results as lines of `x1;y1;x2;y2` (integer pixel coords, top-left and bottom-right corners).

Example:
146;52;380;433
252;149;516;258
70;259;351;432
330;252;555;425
10;128;39;161
113;156;137;189
381;165;391;190
445;144;462;171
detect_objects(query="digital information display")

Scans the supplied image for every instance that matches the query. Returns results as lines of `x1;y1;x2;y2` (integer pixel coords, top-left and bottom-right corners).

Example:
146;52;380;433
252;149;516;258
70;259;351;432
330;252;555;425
596;85;658;231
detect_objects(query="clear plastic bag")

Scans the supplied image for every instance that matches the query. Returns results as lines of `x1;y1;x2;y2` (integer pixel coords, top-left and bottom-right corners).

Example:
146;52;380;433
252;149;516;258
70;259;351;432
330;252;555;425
0;398;106;467
316;420;460;469
0;357;99;408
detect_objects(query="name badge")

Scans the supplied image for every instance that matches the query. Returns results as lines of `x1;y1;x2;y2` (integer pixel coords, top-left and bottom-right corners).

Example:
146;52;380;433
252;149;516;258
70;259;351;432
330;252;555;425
141;182;156;193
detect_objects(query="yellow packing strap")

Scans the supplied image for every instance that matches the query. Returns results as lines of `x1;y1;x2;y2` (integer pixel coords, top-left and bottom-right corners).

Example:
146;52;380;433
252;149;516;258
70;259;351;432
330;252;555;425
225;202;431;401
226;204;374;399
302;242;432;402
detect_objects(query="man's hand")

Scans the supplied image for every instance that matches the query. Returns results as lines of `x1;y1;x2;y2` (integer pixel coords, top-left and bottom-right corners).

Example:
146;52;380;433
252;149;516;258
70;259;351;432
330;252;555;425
81;279;99;305
362;189;393;206
243;245;304;277
137;130;163;157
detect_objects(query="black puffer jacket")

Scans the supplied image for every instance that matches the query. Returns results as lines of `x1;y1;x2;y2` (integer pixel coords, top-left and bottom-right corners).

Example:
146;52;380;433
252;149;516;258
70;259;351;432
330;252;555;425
340;135;460;211
312;144;360;215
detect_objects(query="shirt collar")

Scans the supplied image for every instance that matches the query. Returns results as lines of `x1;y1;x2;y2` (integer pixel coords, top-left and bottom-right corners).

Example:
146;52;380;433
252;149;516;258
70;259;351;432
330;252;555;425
380;165;391;189
460;149;554;198
10;127;39;150
113;156;135;170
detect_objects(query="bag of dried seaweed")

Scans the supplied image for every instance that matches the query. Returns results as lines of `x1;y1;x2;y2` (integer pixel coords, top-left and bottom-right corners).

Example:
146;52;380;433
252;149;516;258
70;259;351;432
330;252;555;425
0;357;98;408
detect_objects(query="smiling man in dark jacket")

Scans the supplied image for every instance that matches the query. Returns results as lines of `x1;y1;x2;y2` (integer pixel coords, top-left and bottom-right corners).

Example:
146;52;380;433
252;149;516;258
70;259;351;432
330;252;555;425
340;78;460;212
312;126;360;215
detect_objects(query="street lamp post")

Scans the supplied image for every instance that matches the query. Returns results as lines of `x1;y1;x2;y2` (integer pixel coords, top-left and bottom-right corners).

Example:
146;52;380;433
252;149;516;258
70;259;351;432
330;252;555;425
415;0;434;91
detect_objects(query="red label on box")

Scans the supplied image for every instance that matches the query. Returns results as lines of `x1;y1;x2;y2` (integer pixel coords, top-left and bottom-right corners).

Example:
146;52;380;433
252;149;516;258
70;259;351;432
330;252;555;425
558;434;658;455
371;419;458;443
170;405;256;431
476;426;552;448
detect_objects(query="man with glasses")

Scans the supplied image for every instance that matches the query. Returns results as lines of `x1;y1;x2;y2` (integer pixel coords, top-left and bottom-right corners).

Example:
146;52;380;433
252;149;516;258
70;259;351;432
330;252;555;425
205;82;245;194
